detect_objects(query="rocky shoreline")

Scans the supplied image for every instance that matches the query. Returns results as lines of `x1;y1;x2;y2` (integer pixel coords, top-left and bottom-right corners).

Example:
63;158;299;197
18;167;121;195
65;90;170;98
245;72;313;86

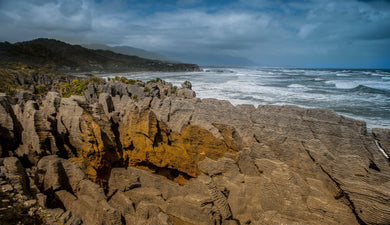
0;74;389;224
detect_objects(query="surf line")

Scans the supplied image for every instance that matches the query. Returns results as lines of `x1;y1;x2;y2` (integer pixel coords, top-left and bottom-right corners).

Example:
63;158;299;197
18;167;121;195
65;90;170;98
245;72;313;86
375;140;389;159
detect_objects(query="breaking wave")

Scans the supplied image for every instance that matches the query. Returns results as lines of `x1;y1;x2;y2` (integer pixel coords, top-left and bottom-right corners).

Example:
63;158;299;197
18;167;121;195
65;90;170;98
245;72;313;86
103;67;390;128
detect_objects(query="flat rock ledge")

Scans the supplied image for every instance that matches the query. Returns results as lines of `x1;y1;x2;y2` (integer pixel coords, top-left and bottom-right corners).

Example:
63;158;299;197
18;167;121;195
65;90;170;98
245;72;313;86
0;79;389;225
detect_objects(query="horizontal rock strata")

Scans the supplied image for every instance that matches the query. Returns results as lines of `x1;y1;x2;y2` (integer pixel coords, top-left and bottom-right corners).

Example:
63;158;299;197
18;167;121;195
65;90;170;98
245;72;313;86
0;78;389;225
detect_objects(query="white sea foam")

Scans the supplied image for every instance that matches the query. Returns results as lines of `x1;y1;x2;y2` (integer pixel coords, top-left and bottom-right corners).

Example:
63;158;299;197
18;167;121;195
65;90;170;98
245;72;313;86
288;84;306;88
326;80;360;89
336;73;351;77
106;67;390;128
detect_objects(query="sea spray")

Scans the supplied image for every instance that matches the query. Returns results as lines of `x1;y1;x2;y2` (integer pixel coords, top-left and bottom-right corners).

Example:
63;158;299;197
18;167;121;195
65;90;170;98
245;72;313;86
103;67;390;128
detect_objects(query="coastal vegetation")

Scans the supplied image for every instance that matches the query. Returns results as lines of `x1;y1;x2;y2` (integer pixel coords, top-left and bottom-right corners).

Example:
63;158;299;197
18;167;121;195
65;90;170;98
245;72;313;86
0;62;68;96
0;38;388;225
144;86;151;93
1;73;388;224
147;77;161;83
0;38;200;73
0;63;174;99
108;76;141;85
171;85;178;94
59;77;104;98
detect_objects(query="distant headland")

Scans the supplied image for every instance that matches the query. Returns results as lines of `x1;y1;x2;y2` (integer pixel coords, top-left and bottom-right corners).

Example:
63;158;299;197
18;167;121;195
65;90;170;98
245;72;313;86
0;38;200;73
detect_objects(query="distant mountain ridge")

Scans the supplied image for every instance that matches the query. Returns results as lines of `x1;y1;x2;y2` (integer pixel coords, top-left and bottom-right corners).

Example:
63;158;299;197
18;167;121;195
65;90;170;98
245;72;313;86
83;42;255;66
0;38;200;73
82;43;173;62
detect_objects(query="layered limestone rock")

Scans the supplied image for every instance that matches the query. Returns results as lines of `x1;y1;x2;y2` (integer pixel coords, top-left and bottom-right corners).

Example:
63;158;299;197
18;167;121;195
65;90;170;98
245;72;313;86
373;128;390;158
0;94;22;157
0;78;389;225
36;155;122;225
0;157;83;224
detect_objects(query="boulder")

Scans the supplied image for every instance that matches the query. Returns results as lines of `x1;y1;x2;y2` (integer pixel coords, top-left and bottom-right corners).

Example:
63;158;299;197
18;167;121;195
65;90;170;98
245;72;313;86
37;156;121;225
0;94;21;157
36;155;86;193
0;77;389;225
2;157;30;196
98;93;115;117
108;191;135;216
135;201;161;220
198;157;240;178
124;187;166;209
108;167;141;195
177;88;196;99
84;83;99;103
166;195;214;225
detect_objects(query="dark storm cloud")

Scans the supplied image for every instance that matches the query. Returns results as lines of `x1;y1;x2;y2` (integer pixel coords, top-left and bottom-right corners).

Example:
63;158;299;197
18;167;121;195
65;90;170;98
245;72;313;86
0;0;389;68
0;0;93;41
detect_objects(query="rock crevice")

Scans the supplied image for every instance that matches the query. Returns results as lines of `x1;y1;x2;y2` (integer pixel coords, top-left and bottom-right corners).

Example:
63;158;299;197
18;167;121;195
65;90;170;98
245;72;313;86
0;79;389;225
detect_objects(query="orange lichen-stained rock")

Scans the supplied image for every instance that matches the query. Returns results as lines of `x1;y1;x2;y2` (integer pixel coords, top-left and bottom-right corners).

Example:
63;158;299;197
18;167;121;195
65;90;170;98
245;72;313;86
57;96;119;188
119;105;240;181
69;112;105;183
1;77;390;225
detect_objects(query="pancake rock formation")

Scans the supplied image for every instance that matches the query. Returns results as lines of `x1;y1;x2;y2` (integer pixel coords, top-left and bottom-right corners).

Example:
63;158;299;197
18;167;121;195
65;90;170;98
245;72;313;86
0;78;389;225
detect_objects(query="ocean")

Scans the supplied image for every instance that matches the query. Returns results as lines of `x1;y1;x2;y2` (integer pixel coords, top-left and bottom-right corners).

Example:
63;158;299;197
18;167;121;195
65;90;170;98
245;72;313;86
104;67;390;129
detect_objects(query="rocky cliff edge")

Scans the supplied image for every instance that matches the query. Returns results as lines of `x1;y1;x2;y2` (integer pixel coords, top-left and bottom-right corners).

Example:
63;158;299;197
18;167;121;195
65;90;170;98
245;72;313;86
0;76;389;225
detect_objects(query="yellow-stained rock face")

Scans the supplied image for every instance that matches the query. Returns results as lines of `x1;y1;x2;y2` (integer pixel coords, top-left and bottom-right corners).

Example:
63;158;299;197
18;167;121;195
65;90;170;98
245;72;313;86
2;79;390;225
66;103;242;186
69;111;120;188
119;107;241;182
69;112;104;183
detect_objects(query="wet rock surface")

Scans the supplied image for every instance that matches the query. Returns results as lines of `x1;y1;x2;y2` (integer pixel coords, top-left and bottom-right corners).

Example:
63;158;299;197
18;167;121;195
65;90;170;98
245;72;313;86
0;78;389;225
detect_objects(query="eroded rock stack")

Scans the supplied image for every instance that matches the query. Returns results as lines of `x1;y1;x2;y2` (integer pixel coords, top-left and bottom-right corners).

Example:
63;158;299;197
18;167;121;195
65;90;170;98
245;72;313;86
0;78;389;225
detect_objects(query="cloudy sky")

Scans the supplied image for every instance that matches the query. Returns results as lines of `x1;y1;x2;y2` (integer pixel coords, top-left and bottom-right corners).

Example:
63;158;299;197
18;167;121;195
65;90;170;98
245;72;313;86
0;0;390;68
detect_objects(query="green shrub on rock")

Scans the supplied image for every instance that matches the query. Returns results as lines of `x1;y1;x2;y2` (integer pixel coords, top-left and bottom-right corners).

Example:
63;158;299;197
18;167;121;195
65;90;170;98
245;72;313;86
147;77;161;84
110;76;141;85
34;84;48;96
171;86;178;94
59;77;104;98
